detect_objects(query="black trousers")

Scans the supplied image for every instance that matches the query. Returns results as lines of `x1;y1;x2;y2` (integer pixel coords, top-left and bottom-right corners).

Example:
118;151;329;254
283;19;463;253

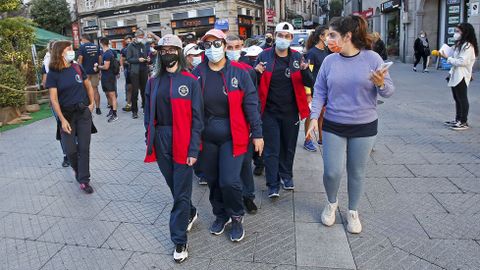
130;69;148;113
451;79;469;123
262;111;300;188
414;54;428;70
60;109;92;184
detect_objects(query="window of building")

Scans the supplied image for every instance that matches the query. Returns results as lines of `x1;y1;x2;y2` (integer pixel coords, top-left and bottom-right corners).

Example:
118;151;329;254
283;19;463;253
84;0;94;10
125;18;137;25
104;20;118;28
197;8;214;17
148;14;160;23
246;9;251;16
103;0;113;8
172;12;189;20
86;19;97;27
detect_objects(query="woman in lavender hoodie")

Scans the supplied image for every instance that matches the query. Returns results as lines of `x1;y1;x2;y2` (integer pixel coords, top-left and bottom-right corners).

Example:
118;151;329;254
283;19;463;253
307;15;394;234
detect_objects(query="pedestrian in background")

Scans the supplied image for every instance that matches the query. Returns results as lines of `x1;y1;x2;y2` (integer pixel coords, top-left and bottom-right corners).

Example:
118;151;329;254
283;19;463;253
183;43;204;71
371;32;387;60
304;26;330;151
47;40;96;194
144;34;203;263
78;35;102;114
121;35;133;112
413;31;430;72
441;23;478;131
308;15;394;234
96;37;118;123
127;29;149;119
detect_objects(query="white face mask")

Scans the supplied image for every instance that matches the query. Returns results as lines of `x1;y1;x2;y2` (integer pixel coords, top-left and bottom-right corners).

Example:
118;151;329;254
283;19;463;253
420;34;425;38
192;56;202;67
453;33;461;41
205;45;225;63
64;51;75;63
136;37;144;43
226;50;242;61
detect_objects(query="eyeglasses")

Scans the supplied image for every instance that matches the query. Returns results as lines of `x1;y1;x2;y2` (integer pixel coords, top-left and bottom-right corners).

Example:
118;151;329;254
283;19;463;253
160;48;178;55
203;40;224;49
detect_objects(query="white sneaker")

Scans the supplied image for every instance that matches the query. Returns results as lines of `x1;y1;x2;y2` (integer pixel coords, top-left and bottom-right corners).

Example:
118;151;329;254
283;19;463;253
346;210;362;234
321;201;338;226
173;244;188;263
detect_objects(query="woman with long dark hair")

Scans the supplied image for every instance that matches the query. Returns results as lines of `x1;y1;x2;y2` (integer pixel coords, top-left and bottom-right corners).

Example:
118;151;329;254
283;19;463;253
46;40;95;194
143;34;204;263
441;23;478;130
307;15;395;234
304;26;330;151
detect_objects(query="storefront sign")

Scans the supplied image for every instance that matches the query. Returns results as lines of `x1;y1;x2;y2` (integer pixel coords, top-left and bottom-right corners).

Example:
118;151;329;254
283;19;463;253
72;22;80;49
94;0;215;18
266;8;276;23
446;0;460;4
103;26;137;37
83;25;99;32
171;16;215;29
353;8;374;18
444;0;461;45
381;0;401;13
238;16;254;25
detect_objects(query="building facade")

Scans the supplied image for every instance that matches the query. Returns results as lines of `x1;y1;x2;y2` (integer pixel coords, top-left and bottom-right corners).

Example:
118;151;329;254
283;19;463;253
345;0;480;66
265;0;322;32
77;0;265;49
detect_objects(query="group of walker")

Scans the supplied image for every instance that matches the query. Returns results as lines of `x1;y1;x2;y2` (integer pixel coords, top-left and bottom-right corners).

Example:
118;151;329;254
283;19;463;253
44;14;479;264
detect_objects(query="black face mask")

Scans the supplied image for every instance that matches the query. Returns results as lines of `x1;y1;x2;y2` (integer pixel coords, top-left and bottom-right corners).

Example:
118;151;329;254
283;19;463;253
161;54;179;68
266;37;273;44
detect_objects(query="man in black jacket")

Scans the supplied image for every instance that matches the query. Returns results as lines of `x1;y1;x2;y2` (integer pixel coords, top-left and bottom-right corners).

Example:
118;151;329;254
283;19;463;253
127;29;149;119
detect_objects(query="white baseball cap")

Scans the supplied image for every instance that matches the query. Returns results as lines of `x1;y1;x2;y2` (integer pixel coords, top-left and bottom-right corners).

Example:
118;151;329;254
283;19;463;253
245;45;263;57
183;43;204;56
156;34;183;49
275;22;294;35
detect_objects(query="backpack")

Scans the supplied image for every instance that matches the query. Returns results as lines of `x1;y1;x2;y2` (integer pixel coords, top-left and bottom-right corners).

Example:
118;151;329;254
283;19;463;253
109;50;121;76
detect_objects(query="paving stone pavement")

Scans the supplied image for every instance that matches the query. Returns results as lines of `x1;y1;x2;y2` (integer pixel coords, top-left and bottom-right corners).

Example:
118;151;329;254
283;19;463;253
0;63;479;270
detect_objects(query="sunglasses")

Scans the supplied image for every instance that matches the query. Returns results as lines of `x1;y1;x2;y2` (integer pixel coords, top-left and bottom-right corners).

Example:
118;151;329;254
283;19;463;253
160;48;178;55
186;45;199;54
203;40;224;49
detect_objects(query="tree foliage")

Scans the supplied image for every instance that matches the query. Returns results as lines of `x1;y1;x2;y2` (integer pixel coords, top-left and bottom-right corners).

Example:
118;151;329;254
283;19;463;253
329;0;343;19
0;17;35;66
0;0;21;13
30;0;71;34
0;64;27;107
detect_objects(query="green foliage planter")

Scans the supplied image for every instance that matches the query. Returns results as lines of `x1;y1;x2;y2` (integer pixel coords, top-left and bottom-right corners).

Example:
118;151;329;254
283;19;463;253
0;64;27;108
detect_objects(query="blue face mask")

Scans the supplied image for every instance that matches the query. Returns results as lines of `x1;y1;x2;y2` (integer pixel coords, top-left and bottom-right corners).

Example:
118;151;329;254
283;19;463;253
226;50;242;61
205;45;225;63
276;37;291;50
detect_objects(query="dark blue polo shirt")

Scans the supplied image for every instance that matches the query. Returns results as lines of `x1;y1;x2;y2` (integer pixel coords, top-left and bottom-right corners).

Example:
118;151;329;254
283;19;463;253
101;50;116;81
46;65;88;107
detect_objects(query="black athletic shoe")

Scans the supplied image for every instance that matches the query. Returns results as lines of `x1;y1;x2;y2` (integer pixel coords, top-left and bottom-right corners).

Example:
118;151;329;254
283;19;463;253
173;244;188;263
62;156;70;167
80;183;94;194
107;114;118;123
95;108;101;115
106;109;113;118
132;112;138;119
243;197;258;214
253;166;264;176
187;209;198;232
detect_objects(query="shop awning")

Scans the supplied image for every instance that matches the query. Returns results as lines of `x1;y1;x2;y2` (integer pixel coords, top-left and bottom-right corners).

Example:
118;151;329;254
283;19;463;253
34;27;71;47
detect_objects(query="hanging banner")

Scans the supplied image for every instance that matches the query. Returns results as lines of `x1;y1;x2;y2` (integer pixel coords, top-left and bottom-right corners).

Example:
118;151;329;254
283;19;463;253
72;22;81;49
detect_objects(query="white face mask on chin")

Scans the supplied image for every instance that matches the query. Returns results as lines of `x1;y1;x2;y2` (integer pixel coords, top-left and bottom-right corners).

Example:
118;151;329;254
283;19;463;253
64;51;75;63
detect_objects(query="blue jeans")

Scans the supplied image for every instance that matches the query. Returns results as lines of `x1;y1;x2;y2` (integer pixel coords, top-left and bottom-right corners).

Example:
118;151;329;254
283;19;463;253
322;131;376;210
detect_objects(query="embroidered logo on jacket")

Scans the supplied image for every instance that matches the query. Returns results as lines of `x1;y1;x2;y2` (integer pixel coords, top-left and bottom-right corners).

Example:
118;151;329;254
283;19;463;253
178;85;189;96
293;60;300;69
285;68;291;78
75;74;82;83
231;77;239;88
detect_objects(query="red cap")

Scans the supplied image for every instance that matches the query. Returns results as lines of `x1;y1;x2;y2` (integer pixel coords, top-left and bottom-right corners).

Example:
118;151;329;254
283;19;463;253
201;29;226;41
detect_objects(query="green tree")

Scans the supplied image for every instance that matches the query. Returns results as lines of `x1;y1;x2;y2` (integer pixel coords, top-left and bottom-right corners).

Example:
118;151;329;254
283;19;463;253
0;0;21;13
30;0;71;34
0;17;35;66
329;0;343;19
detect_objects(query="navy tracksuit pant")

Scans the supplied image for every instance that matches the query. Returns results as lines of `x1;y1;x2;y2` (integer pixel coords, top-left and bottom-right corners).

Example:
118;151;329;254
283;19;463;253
262;111;300;188
154;126;196;245
241;142;255;199
200;117;245;219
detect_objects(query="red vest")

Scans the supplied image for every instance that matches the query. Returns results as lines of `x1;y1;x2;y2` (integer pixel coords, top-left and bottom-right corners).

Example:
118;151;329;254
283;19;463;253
258;47;310;119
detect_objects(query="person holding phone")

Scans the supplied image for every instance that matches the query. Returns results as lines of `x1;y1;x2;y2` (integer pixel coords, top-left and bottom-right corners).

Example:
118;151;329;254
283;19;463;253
46;40;96;194
307;15;394;234
440;23;478;131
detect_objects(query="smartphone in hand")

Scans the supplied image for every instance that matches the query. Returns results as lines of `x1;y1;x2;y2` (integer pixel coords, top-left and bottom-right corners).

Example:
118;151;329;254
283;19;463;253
379;61;393;71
